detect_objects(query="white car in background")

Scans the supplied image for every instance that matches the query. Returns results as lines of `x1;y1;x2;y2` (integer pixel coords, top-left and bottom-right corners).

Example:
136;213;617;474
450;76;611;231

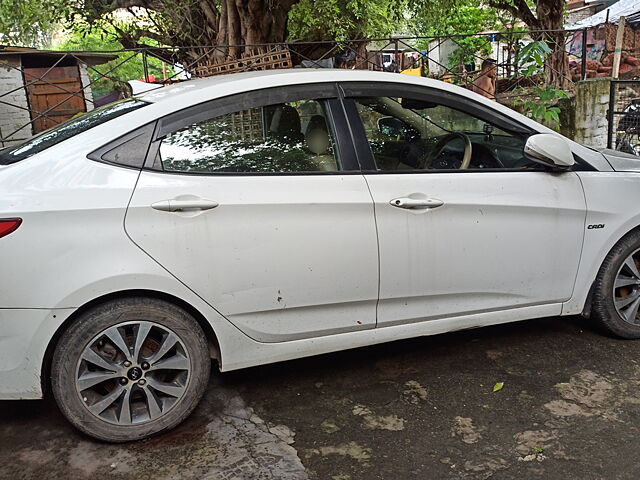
2;69;640;442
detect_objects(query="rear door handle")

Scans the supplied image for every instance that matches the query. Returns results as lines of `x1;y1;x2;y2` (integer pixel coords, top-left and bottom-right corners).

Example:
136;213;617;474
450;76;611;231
151;198;219;212
389;197;444;210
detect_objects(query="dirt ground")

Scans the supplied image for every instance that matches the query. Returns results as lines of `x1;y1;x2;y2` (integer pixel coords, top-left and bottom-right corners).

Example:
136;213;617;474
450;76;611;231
2;315;640;480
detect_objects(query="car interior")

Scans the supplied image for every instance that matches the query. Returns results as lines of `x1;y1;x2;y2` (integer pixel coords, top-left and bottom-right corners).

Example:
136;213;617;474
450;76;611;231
354;96;539;171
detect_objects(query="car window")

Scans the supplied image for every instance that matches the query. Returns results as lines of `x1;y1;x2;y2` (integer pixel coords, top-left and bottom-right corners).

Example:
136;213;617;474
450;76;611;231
0;99;148;165
155;99;340;174
353;96;537;171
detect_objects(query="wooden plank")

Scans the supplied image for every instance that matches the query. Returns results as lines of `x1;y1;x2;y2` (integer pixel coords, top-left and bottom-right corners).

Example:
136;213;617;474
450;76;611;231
23;66;82;83
26;84;84;95
612;17;627;79
23;66;87;133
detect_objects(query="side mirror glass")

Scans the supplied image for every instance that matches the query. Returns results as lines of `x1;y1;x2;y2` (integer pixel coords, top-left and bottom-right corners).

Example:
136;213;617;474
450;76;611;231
524;133;575;168
377;117;419;141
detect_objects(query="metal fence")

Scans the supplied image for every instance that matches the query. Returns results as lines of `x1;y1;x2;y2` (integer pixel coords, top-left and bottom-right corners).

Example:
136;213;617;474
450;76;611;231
608;80;640;153
0;28;624;146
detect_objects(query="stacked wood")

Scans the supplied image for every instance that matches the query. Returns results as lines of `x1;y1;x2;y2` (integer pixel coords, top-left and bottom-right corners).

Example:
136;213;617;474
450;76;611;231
602;23;640;54
570;53;640;81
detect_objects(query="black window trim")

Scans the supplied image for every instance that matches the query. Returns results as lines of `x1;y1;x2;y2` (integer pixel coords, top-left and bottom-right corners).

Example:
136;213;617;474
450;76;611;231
144;83;361;175
87;121;157;171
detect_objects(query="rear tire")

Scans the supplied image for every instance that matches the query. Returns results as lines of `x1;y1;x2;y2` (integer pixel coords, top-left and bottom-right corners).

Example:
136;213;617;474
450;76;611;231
51;297;210;442
592;230;640;338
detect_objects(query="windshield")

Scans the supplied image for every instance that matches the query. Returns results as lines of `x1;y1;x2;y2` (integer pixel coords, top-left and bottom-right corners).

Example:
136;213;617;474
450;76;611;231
367;97;511;137
0;99;148;165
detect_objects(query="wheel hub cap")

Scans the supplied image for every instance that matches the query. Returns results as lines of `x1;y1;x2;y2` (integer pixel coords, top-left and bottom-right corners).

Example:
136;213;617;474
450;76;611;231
127;367;143;381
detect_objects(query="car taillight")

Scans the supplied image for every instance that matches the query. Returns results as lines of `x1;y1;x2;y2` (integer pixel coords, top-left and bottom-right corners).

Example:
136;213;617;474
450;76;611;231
0;218;22;239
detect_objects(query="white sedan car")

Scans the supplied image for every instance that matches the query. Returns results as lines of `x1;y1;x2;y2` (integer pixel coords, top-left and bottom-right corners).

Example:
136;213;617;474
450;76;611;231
2;69;640;442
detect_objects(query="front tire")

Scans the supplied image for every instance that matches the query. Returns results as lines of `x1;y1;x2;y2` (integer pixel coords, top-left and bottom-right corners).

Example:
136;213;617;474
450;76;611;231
592;230;640;338
51;297;210;442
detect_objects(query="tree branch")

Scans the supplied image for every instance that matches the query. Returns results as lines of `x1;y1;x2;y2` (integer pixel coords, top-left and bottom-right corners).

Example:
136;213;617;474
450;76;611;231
486;0;539;30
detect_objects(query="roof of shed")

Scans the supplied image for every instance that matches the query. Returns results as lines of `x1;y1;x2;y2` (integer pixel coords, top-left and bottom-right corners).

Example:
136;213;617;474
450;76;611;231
0;46;117;66
567;0;640;29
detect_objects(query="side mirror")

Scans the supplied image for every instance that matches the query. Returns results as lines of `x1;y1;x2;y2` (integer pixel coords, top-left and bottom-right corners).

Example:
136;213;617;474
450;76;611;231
524;133;575;169
377;117;419;140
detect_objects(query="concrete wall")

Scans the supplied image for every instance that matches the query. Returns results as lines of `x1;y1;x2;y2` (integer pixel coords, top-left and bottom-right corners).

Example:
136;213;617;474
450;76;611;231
557;78;611;148
0;55;32;147
566;6;598;25
428;39;457;75
572;77;611;149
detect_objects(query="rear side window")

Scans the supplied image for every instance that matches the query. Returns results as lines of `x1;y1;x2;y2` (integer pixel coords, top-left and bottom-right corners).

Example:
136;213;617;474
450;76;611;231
0;99;148;165
154;99;340;174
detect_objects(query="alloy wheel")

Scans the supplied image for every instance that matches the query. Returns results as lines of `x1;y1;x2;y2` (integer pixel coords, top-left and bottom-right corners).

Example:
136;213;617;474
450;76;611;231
613;248;640;325
75;321;190;425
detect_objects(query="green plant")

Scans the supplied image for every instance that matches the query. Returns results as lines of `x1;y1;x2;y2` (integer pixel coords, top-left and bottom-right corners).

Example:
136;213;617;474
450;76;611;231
517;85;568;124
514;40;568;128
516;40;552;75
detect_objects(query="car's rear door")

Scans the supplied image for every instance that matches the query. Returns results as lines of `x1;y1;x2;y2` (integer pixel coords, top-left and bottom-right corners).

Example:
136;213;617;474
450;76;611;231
125;84;379;342
341;82;587;327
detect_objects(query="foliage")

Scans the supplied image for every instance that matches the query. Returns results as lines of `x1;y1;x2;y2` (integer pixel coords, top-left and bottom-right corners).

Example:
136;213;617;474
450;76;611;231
4;0;465;55
516;40;552;76
518;85;568;125
288;0;411;41
514;41;568;127
0;0;68;47
57;28;172;98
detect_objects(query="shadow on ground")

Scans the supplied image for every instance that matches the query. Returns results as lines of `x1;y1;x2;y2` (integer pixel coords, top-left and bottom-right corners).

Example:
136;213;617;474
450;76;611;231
2;316;640;479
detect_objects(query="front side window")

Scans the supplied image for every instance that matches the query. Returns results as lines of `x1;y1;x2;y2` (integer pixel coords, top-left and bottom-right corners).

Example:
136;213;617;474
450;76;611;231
155;99;340;173
353;96;537;171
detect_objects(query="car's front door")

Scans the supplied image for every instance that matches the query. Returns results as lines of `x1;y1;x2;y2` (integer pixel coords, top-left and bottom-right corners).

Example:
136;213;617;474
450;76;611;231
125;84;379;342
341;82;587;327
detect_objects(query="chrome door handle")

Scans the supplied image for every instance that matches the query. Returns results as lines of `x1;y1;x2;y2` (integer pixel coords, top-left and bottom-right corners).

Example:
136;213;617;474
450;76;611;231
389;197;444;210
151;198;219;212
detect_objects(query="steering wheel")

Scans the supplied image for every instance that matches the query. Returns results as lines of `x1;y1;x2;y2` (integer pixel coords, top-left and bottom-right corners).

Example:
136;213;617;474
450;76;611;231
421;132;473;170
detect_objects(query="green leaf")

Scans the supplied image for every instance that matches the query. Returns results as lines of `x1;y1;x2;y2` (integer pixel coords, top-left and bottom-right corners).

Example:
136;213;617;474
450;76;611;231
492;382;504;392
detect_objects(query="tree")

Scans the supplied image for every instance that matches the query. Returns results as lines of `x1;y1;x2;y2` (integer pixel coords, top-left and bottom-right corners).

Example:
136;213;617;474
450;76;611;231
485;0;569;87
288;0;410;41
0;0;68;46
3;0;460;68
72;0;300;67
72;0;429;68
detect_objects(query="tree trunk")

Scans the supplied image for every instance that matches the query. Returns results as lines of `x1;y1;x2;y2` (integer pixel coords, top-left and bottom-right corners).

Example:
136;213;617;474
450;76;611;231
487;0;570;89
182;0;296;68
92;0;299;70
536;0;571;89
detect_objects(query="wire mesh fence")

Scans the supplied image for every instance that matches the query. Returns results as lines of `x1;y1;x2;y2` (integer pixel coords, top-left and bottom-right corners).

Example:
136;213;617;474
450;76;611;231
608;80;640;154
1;28;638;147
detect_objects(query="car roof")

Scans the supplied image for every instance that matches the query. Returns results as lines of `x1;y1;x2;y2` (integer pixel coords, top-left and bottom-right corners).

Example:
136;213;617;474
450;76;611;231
138;68;448;104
